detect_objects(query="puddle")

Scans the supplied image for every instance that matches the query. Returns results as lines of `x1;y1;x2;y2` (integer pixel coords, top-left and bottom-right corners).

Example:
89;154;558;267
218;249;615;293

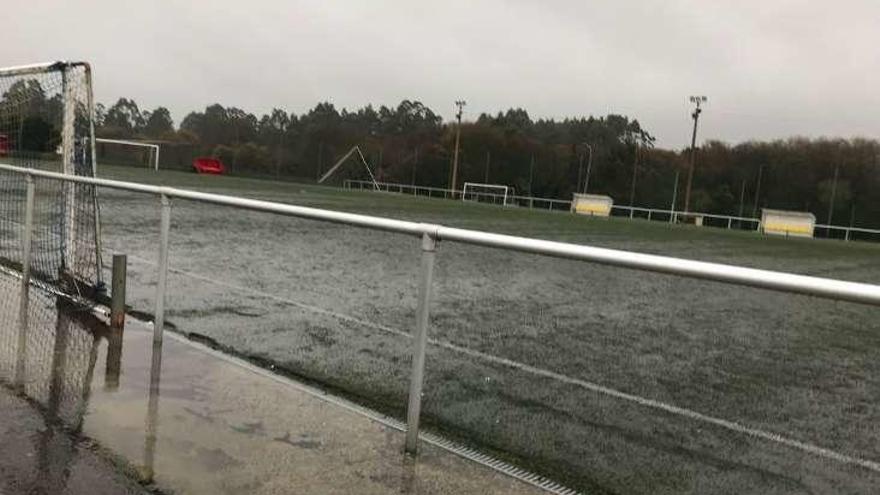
0;272;548;495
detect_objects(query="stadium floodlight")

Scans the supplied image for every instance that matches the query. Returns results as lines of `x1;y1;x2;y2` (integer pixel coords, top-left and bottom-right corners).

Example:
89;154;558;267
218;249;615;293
0;61;103;293
462;182;509;206
96;138;160;171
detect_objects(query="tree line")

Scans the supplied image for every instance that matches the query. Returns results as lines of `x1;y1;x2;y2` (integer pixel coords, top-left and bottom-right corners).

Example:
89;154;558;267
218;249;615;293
92;96;880;228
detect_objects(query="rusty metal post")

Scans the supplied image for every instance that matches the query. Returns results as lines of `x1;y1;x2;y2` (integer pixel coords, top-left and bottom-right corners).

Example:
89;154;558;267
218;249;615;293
110;254;127;329
105;254;127;390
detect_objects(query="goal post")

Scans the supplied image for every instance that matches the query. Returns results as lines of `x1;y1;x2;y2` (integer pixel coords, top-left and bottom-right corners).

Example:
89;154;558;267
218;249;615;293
0;61;103;293
462;182;509;206
96;138;160;171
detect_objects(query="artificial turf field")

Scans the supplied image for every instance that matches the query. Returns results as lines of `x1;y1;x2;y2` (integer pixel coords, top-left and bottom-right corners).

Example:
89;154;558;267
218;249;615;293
96;164;880;494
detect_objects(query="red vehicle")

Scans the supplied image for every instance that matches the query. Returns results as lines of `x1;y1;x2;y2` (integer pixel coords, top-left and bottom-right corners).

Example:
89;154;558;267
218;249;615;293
0;134;9;157
193;157;225;175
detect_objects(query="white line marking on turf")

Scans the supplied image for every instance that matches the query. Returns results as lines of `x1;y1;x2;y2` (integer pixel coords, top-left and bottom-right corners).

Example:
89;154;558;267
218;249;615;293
118;251;880;474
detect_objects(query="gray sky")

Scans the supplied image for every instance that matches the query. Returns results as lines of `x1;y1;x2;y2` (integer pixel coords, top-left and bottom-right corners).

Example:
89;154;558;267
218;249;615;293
5;0;879;147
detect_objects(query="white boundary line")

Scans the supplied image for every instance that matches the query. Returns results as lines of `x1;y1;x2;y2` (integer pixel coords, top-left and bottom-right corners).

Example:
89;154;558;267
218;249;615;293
117;252;880;475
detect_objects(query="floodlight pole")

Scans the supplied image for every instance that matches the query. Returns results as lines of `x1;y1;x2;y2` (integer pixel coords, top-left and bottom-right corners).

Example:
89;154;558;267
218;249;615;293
450;100;465;197
578;143;593;194
484;150;491;183
411;148;419;186
528;154;535;195
827;160;840;225
669;170;679;224
683;96;706;214
629;140;639;208
751;163;764;218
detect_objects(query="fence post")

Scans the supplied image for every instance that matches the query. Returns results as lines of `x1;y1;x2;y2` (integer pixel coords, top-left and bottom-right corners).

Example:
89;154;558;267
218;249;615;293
727;217;733;229
14;174;35;389
144;193;172;481
105;254;127;391
405;231;437;455
110;254;127;329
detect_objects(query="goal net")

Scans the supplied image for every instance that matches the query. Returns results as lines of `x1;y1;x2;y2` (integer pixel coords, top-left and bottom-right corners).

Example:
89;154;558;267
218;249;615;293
462;182;509;205
0;62;103;296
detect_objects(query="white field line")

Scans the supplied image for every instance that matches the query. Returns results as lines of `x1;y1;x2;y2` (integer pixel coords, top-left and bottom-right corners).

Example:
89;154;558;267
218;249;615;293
119;251;880;474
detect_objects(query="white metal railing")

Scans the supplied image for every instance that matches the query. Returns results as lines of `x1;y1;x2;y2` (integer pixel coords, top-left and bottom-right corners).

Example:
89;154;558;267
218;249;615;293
346;179;461;199
612;205;763;229
346;179;880;240
815;223;880;242
346;179;572;210
6;162;880;459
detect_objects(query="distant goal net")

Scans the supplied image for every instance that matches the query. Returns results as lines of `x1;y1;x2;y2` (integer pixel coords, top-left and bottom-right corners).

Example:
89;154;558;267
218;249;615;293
462;182;509;206
0;62;103;295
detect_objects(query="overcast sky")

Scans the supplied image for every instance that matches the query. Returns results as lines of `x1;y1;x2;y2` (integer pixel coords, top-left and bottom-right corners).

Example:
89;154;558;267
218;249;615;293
4;0;879;147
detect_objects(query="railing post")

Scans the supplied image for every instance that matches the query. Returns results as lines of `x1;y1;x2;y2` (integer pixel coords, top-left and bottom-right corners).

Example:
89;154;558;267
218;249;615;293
14;174;35;389
153;194;172;350
405;231;437;455
144;193;172;481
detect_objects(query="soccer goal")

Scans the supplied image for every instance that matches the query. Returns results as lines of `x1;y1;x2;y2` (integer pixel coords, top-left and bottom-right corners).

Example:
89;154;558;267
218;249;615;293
96;138;159;171
0;61;103;294
462;182;509;205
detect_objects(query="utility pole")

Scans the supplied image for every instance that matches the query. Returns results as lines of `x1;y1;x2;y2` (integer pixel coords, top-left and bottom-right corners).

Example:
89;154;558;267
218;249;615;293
683;96;707;214
827;160;840;225
528;154;535;195
484;150;491;183
276;120;285;178
580;143;593;194
669;170;680;223
584;144;593;193
450;100;466;196
576;148;585;195
528;154;536;208
751;163;764;218
737;179;746;228
316;141;324;181
411;147;418;186
629;140;640;207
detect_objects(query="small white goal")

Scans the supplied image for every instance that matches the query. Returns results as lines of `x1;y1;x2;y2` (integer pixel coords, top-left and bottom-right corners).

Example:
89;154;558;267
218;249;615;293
462;182;509;206
96;138;160;171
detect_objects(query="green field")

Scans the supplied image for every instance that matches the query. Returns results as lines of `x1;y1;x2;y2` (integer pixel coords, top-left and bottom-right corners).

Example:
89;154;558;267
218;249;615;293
96;164;880;494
